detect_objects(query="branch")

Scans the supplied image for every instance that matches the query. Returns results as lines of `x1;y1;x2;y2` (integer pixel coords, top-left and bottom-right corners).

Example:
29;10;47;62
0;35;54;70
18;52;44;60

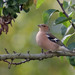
57;0;75;29
0;48;74;69
0;51;75;62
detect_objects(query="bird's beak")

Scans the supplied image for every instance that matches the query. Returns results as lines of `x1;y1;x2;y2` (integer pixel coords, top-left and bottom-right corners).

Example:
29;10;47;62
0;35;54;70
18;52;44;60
38;25;41;27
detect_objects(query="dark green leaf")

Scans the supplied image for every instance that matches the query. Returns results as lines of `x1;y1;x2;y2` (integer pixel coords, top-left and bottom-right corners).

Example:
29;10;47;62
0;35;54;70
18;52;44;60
68;43;75;50
27;0;33;7
12;0;17;6
7;5;20;13
68;43;75;66
18;0;28;4
72;19;75;22
3;8;9;16
7;0;17;6
3;7;18;18
13;14;18;18
0;0;3;7
61;26;67;36
36;0;45;8
69;56;75;66
55;17;72;24
13;5;20;13
43;9;59;24
63;1;68;10
23;8;30;13
7;0;13;5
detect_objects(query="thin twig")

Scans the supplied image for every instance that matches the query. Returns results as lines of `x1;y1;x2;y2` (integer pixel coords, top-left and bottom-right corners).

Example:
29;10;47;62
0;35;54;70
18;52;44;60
3;59;30;66
5;48;9;54
41;49;44;53
9;59;14;69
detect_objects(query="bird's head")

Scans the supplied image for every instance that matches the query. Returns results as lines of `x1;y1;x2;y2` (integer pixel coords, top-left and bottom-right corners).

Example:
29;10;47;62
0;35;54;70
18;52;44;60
38;24;50;32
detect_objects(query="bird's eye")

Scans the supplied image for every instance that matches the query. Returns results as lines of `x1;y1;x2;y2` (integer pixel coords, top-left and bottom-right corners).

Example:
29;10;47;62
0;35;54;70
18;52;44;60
43;25;46;27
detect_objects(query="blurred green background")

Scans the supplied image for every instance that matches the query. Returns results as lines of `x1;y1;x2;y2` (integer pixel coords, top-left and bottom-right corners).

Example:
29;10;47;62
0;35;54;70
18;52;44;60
0;0;75;75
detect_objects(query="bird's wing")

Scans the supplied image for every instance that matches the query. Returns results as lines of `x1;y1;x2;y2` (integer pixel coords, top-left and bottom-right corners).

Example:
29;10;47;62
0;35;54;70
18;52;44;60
46;33;64;46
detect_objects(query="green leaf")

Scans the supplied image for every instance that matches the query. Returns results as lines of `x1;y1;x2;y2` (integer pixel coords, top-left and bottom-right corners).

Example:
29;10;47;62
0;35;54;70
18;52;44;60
7;0;18;6
12;0;17;6
18;0;28;4
62;34;72;46
62;32;75;46
65;25;75;35
23;7;30;13
68;3;75;11
3;7;17;18
59;12;66;17
0;0;3;7
71;4;75;8
68;43;75;50
43;9;59;24
63;21;70;27
13;4;20;13
68;1;72;6
0;7;2;16
3;8;9;16
61;25;67;36
7;0;13;6
36;0;45;8
63;1;68;10
68;12;73;17
59;12;70;27
69;56;75;66
55;17;72;25
72;19;75;22
68;43;75;66
67;32;75;46
27;0;33;7
68;6;72;12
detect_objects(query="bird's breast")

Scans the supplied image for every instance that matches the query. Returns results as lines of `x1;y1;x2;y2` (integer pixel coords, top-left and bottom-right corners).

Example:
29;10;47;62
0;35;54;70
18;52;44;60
36;31;59;51
36;32;45;46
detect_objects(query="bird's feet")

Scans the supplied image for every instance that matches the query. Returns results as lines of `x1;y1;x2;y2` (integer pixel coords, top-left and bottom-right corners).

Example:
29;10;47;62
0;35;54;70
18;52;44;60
41;49;44;53
44;51;53;55
41;49;53;55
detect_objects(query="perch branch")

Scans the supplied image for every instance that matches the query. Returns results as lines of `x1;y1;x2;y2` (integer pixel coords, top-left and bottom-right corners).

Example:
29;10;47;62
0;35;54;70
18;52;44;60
57;0;75;29
0;51;75;64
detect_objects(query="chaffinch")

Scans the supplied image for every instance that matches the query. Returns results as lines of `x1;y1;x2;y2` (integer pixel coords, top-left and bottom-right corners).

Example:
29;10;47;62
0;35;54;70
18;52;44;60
36;24;69;52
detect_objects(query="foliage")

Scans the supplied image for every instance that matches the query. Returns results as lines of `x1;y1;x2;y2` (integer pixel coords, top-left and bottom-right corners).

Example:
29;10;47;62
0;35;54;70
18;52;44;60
42;0;75;66
0;0;75;68
0;0;34;35
43;9;59;24
36;0;45;8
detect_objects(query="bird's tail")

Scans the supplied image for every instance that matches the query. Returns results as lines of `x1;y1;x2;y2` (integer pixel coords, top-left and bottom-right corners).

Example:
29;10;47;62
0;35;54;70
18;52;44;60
59;46;69;51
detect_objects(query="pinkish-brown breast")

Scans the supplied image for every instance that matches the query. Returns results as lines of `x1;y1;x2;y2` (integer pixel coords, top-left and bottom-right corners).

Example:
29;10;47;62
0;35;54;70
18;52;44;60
36;31;59;52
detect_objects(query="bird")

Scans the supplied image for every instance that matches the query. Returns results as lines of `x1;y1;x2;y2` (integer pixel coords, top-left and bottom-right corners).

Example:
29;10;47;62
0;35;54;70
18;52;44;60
36;24;69;52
